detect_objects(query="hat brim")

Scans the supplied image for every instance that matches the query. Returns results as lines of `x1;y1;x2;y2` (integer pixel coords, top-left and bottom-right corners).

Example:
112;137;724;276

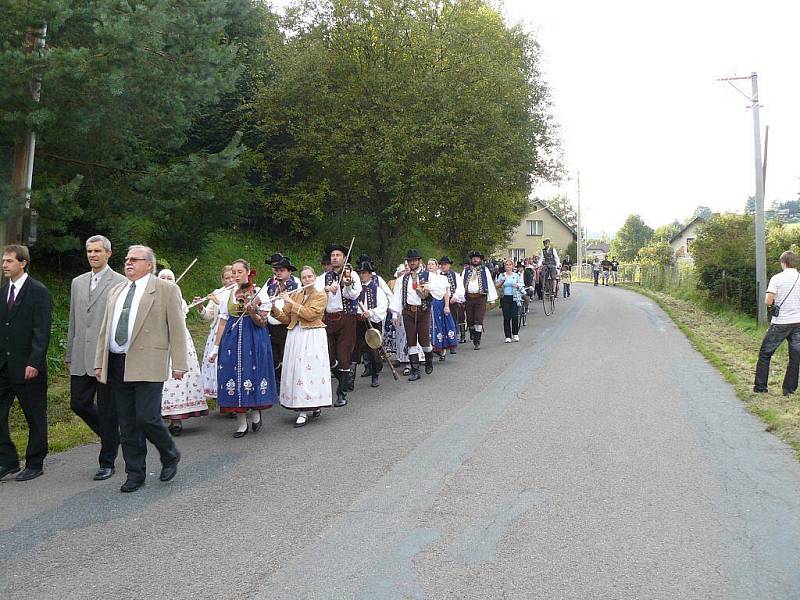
325;244;349;256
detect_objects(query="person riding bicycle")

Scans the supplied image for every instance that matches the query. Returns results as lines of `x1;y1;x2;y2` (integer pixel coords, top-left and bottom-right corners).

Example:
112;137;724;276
536;238;561;295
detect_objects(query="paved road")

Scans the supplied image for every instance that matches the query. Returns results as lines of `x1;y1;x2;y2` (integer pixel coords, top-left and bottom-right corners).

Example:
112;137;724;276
2;284;800;599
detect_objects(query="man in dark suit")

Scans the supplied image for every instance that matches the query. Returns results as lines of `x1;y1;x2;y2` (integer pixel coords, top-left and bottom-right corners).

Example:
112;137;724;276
0;244;52;482
66;235;126;481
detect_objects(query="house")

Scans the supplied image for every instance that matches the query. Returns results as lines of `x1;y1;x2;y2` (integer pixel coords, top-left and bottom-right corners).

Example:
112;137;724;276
585;242;610;260
503;201;577;262
670;216;705;261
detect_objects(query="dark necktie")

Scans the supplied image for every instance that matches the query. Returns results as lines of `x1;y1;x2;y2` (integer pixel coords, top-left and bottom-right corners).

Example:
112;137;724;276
114;282;137;347
7;284;14;313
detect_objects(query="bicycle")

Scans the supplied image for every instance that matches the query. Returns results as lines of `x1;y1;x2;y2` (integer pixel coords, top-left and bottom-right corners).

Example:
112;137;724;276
520;291;530;327
541;267;557;316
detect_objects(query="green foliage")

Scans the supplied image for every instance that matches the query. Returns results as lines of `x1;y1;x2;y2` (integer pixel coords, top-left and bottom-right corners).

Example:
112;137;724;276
611;214;653;261
692;213;755;313
766;221;800;273
637;240;674;266
652;220;682;242
252;0;559;266
544;194;576;230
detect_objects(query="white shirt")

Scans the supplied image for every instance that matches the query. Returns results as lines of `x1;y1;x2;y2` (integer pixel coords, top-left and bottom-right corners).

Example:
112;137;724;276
390;270;425;316
358;279;389;323
537;248;561;269
462;266;499;302
7;272;28;304
90;265;110;291
442;270;465;303
109;274;150;354
768;268;800;325
315;272;362;313
426;272;449;301
218;286;272;319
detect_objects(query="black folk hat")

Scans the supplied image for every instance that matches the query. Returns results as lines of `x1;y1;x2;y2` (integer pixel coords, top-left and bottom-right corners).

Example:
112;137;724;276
356;253;372;264
272;256;297;272
405;248;423;260
356;261;374;273
266;252;285;266
325;244;349;257
468;250;485;259
439;256;453;265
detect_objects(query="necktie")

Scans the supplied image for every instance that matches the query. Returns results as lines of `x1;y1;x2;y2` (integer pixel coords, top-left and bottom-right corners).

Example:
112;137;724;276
114;282;137;347
7;284;14;313
91;274;98;292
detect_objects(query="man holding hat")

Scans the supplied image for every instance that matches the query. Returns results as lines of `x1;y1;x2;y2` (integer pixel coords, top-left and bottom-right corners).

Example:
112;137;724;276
440;256;465;352
462;250;498;350
390;249;434;381
266;253;301;392
354;260;389;388
317;244;362;406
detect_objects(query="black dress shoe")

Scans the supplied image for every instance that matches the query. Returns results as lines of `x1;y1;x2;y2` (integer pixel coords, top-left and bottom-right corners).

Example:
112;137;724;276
311;409;322;418
0;465;21;480
160;452;181;482
233;428;248;438
252;419;263;433
15;467;43;482
168;422;183;437
93;467;115;481
120;479;145;493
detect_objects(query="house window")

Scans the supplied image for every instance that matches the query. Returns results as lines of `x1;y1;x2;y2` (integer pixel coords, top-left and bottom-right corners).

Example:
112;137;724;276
526;220;543;236
686;237;694;254
511;248;526;262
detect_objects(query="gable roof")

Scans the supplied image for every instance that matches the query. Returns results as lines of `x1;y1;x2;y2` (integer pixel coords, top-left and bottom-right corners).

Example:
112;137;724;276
669;216;706;244
529;201;578;238
586;242;610;252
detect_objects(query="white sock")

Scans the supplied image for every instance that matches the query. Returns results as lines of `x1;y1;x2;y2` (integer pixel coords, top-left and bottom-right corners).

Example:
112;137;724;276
236;413;248;432
251;410;261;424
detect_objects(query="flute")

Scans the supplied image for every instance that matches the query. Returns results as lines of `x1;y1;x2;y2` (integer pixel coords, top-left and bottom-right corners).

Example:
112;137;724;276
231;282;317;329
186;284;236;310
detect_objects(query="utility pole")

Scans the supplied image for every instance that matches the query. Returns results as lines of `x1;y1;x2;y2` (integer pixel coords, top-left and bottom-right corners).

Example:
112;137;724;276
576;170;583;274
718;72;767;324
3;24;46;249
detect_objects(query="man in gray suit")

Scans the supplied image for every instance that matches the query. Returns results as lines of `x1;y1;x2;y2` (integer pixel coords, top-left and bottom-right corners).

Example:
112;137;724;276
66;235;126;481
95;245;188;493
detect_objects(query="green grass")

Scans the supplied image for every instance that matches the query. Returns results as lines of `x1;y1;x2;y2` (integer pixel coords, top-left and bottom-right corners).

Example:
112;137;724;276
622;284;800;459
10;229;444;459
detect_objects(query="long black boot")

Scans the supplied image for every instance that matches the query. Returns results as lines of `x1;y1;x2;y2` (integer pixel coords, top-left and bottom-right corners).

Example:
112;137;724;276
346;362;356;391
468;326;474;342
424;351;434;375
360;353;372;378
333;370;348;407
473;330;482;350
408;355;421;381
459;323;467;344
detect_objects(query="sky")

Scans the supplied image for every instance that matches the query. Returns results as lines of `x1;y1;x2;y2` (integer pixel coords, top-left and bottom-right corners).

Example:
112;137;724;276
269;0;800;237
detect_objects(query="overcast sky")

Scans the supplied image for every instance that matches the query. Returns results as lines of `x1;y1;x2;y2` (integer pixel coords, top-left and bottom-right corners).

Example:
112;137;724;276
500;0;799;236
270;0;799;236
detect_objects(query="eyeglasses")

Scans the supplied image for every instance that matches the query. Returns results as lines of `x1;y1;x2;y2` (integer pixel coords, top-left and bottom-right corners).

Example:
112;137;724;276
124;257;150;264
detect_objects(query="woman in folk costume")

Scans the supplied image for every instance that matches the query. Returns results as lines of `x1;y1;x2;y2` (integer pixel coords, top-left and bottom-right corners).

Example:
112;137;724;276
196;265;235;399
426;258;458;360
387;261;424;376
270;266;331;428
208;259;278;438
157;269;209;436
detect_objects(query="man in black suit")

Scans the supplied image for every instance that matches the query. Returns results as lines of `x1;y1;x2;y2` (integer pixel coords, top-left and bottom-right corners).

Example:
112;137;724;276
0;245;52;482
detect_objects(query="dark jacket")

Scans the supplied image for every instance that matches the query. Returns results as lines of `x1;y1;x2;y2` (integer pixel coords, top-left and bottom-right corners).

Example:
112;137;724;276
0;276;52;384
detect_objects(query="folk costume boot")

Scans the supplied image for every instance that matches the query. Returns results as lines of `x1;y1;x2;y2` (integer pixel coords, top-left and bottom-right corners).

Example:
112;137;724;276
408;355;421;382
473;330;482;350
347;362;357;392
459;323;467;344
424;351;434;375
361;353;372;378
468;326;474;342
370;363;380;388
334;370;348;407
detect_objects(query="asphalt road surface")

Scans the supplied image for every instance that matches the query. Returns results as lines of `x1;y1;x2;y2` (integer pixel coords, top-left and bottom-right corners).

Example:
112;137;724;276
3;283;800;599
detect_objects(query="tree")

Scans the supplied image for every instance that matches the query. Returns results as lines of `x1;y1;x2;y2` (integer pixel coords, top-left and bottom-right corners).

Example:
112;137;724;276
637;241;673;266
652;220;682;242
544;195;576;230
252;0;559;267
611;214;653;261
692;206;713;221
0;0;271;254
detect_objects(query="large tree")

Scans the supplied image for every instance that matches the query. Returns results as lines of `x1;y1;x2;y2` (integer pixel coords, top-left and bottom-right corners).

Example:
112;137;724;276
252;0;559;266
544;194;576;230
0;0;271;255
611;214;652;260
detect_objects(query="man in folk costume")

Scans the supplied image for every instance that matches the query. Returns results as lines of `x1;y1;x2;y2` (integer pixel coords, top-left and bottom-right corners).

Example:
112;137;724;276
458;258;471;343
439;256;465;353
320;253;333;274
265;253;300;394
316;244;362;407
390;249;434;381
356;254;393;303
354;261;389;388
463;250;498;350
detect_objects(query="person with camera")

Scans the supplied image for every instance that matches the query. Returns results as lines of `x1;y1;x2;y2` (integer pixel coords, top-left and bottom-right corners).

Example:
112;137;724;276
754;251;800;395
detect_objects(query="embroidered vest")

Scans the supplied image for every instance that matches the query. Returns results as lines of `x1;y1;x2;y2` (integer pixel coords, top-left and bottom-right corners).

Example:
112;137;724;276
402;270;430;310
325;270;358;314
444;270;458;295
463;266;488;295
267;276;298;296
228;286;257;318
359;274;379;310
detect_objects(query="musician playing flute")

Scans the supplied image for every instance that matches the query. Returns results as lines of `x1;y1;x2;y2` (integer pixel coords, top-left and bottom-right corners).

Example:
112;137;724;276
265;253;300;394
390;249;434;381
196;265;234;399
316;244;362;407
354;260;389;389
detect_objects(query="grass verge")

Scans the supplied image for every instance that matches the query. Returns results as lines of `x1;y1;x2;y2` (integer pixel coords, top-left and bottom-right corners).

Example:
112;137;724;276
623;284;800;459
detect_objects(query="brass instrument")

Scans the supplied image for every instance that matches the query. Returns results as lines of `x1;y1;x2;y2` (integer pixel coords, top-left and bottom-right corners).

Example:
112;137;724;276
358;301;400;381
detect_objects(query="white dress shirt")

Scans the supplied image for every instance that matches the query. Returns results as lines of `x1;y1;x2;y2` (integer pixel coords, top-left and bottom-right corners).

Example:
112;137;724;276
109;274;150;354
390;270;425;316
315;272;362;313
7;272;28;304
358;280;389;323
463;266;499;302
90;265;110;292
